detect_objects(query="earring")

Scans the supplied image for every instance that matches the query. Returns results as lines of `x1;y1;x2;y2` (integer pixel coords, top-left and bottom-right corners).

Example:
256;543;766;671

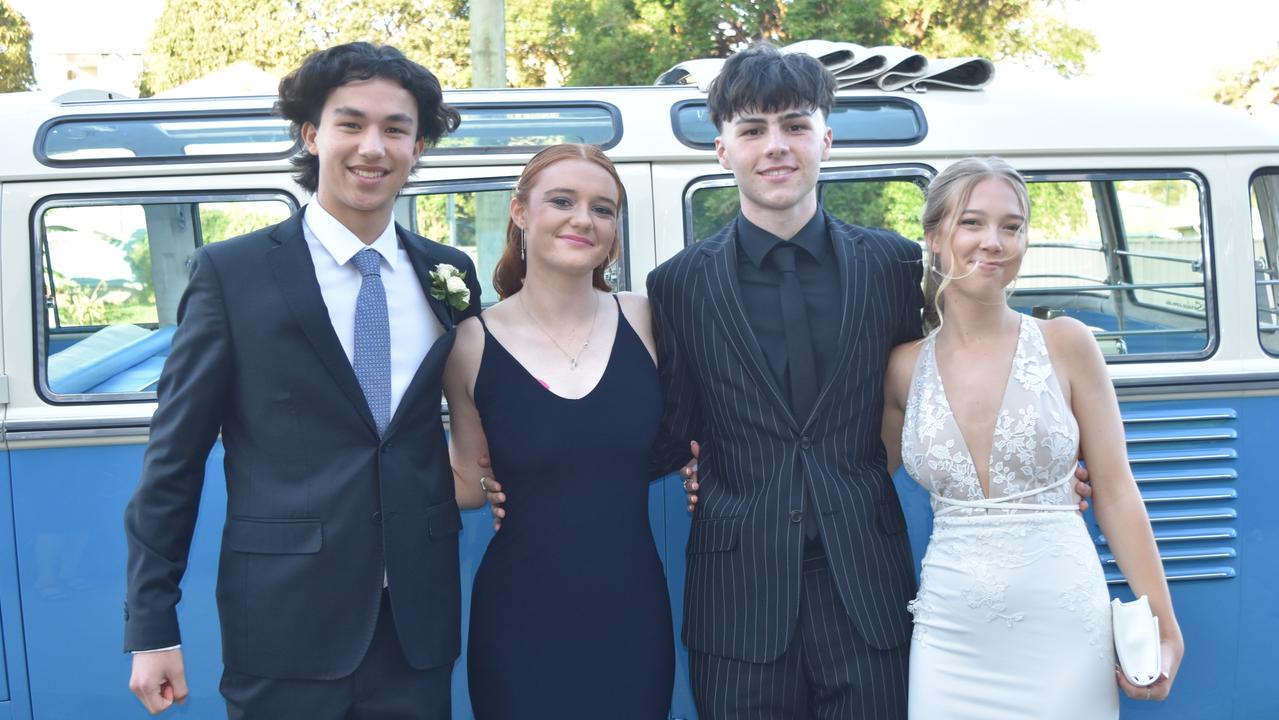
520;229;526;261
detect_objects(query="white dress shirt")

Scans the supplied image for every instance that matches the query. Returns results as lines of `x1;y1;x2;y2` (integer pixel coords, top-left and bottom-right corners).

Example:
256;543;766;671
302;201;442;421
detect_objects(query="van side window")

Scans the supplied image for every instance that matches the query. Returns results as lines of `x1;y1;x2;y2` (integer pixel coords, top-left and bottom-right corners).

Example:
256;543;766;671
403;182;628;304
685;170;928;245
38;196;293;399
1252;170;1279;355
1017;174;1210;359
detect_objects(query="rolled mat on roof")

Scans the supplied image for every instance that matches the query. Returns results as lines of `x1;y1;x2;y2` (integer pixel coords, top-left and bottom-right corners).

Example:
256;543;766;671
654;40;994;92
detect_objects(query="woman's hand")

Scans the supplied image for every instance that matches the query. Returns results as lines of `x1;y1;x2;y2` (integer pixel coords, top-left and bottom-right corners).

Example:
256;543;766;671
478;455;505;531
1116;635;1183;702
682;441;700;512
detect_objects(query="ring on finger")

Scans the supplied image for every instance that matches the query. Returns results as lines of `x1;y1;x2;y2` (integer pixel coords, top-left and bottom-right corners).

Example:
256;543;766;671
1145;688;1152;700
480;476;491;493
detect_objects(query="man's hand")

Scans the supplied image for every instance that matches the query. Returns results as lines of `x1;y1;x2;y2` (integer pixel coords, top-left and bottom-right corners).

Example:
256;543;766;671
129;648;189;715
1074;463;1092;512
682;441;701;512
479;455;505;531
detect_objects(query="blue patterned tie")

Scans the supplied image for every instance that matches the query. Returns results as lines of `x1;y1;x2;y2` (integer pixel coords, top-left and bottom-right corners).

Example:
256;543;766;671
352;248;391;435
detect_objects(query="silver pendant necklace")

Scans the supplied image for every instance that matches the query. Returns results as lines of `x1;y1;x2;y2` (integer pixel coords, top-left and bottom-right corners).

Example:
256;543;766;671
518;290;600;371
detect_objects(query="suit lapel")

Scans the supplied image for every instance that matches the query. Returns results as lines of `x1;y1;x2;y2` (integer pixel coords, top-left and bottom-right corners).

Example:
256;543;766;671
401;228;457;332
385;227;459;436
810;215;869;418
265;214;378;435
699;225;797;430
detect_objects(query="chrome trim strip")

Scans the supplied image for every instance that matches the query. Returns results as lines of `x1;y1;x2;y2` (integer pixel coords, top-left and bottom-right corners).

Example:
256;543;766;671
1125;432;1236;444
1134;471;1236;483
1121;411;1237;424
1143;492;1237;504
1147;509;1237;523
1128;450;1236;464
1108;569;1234;585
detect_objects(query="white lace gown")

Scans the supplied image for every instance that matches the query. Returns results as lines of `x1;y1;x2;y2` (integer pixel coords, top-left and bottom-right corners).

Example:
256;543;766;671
902;318;1119;719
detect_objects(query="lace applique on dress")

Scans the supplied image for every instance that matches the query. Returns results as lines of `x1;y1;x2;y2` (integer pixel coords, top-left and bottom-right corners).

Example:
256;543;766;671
901;317;1080;517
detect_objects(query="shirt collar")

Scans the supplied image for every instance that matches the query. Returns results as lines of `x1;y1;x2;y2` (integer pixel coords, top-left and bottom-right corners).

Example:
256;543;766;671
736;209;830;269
303;200;401;270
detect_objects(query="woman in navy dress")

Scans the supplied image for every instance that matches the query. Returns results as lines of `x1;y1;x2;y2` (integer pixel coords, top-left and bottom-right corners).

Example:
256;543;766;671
444;144;675;718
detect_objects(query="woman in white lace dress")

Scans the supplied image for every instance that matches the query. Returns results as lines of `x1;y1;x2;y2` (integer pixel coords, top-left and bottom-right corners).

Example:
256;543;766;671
881;157;1184;719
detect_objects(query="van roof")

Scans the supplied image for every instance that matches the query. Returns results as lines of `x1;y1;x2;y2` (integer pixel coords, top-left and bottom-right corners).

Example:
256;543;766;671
1;83;1275;179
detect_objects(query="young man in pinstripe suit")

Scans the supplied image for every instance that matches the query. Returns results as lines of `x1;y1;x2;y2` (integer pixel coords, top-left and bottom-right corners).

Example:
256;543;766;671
647;43;924;718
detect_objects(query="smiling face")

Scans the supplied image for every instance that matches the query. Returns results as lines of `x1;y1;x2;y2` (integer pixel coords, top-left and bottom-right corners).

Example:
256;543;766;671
301;76;426;236
931;176;1028;298
512;157;621;277
714;106;833;225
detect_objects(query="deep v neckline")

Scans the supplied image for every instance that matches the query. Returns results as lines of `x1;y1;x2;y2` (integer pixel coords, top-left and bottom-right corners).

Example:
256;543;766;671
482;305;623;402
930;315;1025;499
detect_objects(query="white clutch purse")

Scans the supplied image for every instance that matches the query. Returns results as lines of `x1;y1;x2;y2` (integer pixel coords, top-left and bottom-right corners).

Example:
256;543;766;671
1111;595;1162;687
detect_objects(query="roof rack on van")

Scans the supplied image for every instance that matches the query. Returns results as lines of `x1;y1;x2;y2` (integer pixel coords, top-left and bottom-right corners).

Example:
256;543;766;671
655;40;994;93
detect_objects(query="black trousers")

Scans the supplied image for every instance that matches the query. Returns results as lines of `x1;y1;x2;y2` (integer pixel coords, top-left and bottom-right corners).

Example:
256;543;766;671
689;555;909;720
220;590;451;720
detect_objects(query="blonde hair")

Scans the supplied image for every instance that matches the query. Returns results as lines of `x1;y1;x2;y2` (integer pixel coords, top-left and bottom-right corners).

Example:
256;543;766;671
920;157;1030;333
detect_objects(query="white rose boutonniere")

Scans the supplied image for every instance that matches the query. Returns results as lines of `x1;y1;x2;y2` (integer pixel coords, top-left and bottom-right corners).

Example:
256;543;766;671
430;263;471;311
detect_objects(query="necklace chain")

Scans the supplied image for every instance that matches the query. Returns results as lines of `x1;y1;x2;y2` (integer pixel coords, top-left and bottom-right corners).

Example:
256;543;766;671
518;291;600;371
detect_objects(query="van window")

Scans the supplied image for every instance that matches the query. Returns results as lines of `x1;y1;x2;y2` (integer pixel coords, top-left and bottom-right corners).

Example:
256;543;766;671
38;113;296;165
1016;173;1210;359
436;103;621;153
403;180;627;305
38;195;293;399
1252;170;1279;355
672;98;926;150
685;168;928;245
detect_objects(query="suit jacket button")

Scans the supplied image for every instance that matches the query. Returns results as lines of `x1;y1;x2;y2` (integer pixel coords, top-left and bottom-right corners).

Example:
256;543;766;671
789;509;803;523
372;511;383;524
800;437;812;450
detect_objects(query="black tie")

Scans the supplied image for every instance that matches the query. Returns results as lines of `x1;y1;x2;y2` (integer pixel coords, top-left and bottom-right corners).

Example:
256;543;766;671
772;244;818;420
773;244;822;546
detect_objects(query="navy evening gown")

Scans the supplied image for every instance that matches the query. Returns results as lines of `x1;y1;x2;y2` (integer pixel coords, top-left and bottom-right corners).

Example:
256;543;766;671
467;298;674;719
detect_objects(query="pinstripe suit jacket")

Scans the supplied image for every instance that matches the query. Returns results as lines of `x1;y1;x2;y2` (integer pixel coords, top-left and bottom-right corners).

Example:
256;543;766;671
648;211;924;663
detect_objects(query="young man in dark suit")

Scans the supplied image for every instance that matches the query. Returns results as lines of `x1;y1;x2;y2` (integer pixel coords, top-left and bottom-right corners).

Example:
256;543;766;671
124;43;480;718
647;42;924;718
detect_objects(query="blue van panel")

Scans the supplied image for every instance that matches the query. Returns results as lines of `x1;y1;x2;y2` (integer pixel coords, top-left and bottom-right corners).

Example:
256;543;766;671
9;442;226;718
0;447;15;706
5;392;1277;718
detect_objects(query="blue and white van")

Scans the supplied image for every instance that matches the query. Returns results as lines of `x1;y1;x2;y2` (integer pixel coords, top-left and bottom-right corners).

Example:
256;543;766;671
0;78;1276;718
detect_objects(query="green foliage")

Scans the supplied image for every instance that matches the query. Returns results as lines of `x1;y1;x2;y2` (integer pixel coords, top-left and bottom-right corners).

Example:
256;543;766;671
199;206;290;244
1212;50;1279;110
822;180;925;240
786;0;1097;77
0;0;35;92
140;0;470;95
141;0;1095;94
1027;181;1089;242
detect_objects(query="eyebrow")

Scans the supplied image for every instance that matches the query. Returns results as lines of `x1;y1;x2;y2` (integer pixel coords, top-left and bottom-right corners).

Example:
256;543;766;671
961;208;1026;222
331;106;415;125
733;110;815;125
543;187;618;208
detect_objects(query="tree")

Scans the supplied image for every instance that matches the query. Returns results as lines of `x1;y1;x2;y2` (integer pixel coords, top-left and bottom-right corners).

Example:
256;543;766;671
139;0;470;96
0;0;35;92
535;0;1097;87
1213;49;1279;113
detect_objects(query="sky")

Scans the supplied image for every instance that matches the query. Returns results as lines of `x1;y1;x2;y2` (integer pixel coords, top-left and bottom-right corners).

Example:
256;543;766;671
8;0;1279;102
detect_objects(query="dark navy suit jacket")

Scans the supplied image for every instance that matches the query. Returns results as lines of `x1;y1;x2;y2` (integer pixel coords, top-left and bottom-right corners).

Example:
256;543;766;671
123;211;481;679
648;211;924;663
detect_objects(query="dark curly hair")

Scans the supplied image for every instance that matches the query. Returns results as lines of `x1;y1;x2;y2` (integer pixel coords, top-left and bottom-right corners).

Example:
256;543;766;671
275;42;462;193
706;41;836;130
